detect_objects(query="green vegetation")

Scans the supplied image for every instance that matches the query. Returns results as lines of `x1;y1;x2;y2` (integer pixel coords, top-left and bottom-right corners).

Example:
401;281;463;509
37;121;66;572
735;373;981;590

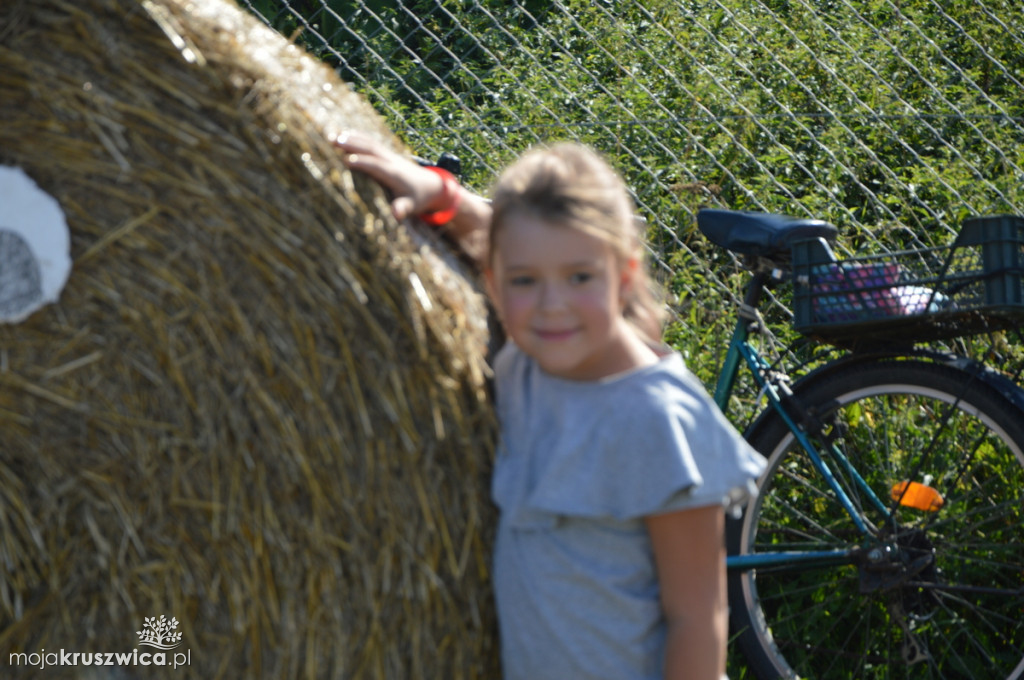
240;2;1024;677
243;0;1024;387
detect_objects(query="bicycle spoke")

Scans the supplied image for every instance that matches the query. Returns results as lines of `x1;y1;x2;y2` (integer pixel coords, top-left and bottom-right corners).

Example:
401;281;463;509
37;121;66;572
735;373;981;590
933;585;1024;635
927;588;1023;676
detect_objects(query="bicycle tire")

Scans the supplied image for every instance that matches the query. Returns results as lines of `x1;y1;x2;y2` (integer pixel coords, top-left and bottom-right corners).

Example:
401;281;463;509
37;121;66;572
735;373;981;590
728;358;1024;680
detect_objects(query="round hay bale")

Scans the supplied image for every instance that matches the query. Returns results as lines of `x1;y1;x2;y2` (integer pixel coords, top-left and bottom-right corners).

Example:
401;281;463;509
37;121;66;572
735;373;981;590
0;0;498;677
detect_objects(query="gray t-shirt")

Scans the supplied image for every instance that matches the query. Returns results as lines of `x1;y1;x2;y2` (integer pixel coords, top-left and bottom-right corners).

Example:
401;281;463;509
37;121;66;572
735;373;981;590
491;342;766;680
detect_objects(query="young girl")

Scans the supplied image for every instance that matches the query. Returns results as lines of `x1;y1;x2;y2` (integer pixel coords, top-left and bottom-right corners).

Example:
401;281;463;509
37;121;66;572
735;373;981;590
336;133;766;680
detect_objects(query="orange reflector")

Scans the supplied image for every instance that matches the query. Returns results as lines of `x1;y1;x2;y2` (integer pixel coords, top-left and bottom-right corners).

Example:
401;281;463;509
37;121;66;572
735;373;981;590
891;481;944;512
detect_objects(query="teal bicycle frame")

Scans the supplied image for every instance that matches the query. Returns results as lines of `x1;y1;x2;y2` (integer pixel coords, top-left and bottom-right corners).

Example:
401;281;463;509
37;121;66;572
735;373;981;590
715;270;894;572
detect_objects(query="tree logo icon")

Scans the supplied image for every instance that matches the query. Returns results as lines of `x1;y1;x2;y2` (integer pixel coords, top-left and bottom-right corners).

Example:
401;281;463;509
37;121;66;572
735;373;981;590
136;615;183;650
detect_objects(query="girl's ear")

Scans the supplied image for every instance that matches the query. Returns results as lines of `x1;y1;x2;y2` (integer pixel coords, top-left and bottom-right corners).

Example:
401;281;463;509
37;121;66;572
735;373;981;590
619;255;640;299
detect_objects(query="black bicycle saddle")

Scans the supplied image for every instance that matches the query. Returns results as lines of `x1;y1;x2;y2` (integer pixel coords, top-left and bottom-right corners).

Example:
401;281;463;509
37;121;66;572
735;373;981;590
697;209;838;257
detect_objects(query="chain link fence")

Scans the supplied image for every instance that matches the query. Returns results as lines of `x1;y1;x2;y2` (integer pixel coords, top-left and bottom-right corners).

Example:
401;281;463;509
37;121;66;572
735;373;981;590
238;0;1024;400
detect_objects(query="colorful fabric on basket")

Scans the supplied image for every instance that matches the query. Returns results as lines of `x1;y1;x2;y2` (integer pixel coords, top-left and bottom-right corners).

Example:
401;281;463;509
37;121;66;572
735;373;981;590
891;286;948;315
811;263;945;322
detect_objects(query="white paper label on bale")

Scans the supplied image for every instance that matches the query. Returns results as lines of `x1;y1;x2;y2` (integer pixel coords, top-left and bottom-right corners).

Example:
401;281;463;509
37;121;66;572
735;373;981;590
0;166;72;323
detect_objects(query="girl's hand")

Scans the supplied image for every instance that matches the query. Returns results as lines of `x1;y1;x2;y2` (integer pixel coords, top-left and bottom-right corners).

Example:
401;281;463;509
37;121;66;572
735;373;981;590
333;131;446;221
334;131;493;270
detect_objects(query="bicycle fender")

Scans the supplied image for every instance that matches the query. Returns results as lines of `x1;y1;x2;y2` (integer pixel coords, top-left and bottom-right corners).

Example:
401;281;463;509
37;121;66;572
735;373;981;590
744;349;1024;440
802;350;1024;410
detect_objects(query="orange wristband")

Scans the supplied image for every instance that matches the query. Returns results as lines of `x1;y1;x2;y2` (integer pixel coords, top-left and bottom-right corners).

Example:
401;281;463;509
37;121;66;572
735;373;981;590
418;166;462;226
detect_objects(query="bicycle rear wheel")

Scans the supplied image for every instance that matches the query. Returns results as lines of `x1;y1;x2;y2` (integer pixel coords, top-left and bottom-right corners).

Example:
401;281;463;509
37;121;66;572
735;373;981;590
729;358;1024;680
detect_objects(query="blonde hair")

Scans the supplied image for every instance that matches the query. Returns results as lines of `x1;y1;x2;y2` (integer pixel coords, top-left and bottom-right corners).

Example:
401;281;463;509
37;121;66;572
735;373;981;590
489;143;666;344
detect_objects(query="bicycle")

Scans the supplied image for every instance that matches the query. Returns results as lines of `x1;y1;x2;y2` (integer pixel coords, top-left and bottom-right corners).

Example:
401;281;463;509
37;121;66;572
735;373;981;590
696;209;1024;679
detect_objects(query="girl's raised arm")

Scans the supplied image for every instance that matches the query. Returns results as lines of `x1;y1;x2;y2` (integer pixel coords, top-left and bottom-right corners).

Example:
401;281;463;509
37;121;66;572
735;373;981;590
334;132;492;270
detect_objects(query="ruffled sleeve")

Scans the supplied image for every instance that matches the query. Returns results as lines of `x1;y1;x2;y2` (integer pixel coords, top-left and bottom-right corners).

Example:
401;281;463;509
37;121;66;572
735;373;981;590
492;346;767;528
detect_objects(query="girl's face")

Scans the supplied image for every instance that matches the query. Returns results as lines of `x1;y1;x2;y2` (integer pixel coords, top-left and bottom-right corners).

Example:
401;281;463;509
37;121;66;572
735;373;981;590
486;213;638;381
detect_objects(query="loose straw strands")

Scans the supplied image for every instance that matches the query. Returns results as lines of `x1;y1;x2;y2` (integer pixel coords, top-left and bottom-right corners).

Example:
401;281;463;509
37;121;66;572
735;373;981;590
0;0;498;677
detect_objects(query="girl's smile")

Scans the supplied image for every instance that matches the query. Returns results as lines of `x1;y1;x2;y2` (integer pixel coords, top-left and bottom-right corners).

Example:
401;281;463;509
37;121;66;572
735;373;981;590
533;327;579;341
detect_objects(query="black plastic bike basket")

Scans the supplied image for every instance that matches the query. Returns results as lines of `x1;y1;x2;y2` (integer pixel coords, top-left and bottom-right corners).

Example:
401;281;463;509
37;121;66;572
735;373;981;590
791;214;1024;345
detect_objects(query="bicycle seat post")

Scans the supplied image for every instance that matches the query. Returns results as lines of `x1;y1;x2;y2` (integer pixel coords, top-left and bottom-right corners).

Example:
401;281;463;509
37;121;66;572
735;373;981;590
740;259;780;324
714;261;779;410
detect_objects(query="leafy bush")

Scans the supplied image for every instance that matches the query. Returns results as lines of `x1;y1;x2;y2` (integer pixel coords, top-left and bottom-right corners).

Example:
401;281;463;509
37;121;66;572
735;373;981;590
239;1;1024;675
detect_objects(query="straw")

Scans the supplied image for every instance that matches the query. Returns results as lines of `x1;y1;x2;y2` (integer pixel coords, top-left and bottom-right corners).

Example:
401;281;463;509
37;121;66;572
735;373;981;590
0;0;498;676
